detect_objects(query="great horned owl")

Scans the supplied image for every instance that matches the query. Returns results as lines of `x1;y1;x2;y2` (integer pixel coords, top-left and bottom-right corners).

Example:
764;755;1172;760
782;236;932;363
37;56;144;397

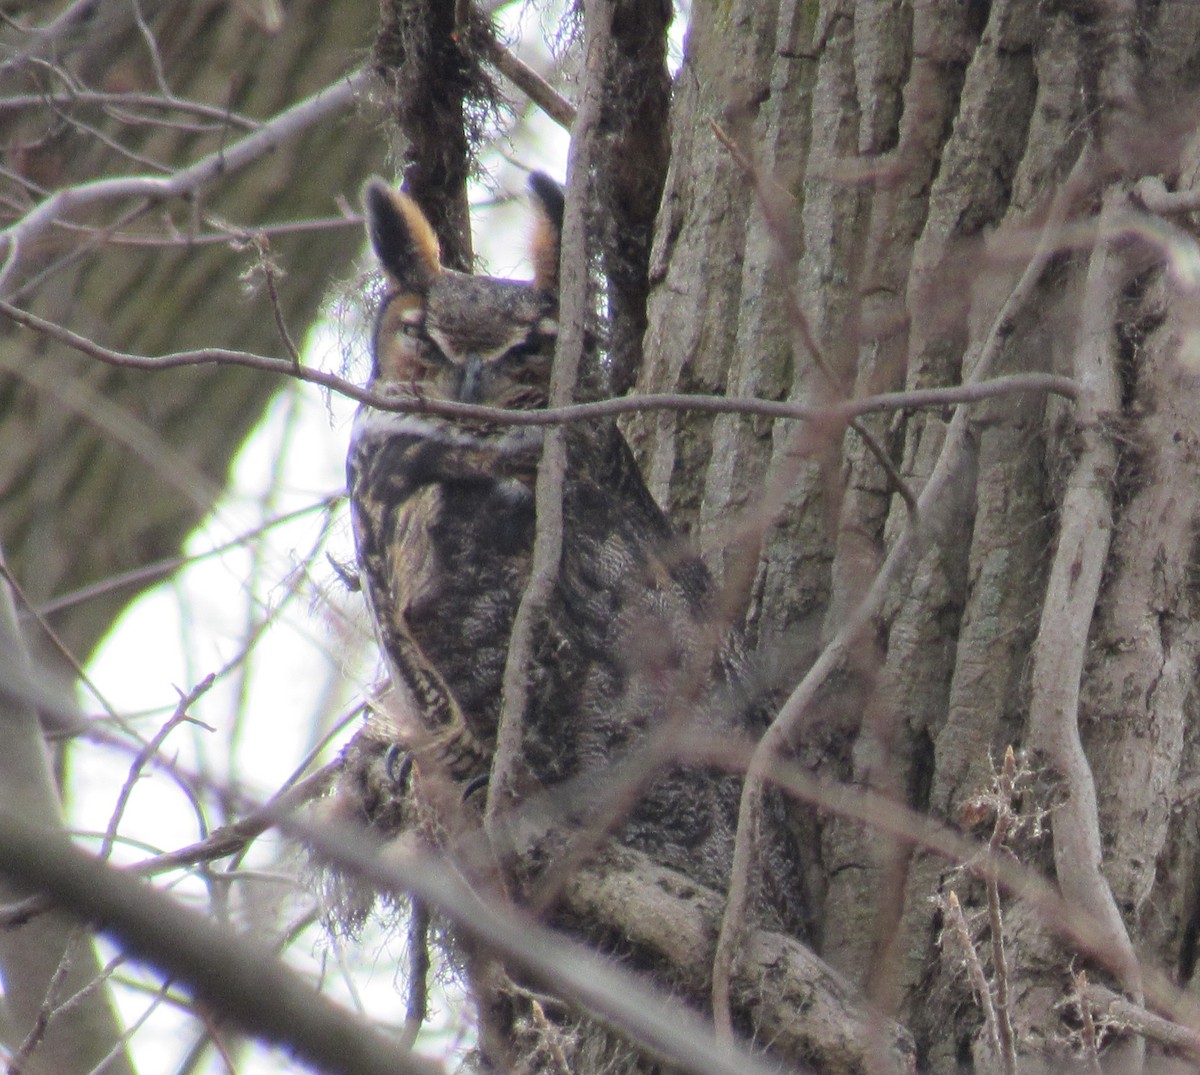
344;174;753;889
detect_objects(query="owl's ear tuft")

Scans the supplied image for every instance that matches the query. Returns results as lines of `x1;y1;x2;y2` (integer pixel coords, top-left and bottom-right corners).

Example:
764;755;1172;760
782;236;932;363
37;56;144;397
363;179;442;292
527;172;564;291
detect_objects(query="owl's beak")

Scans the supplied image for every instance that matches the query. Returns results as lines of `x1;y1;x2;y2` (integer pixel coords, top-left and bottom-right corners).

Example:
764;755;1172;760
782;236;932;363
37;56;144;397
457;355;485;404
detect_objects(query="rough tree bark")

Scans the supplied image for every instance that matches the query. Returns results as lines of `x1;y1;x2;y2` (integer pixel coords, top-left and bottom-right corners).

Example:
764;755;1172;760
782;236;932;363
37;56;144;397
0;0;383;662
632;0;1200;1071
8;0;1200;1073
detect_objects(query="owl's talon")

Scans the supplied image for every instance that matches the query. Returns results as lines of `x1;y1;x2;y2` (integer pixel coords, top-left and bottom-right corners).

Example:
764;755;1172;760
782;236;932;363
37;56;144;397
384;745;414;792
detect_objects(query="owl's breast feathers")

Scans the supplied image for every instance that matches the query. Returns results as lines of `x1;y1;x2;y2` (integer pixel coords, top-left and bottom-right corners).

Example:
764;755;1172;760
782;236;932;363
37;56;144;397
347;411;546;769
347;408;727;775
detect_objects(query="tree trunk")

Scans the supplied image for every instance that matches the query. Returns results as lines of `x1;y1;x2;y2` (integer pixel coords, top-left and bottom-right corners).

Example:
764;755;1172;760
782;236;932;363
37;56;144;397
0;0;384;663
632;0;1200;1070
9;0;1200;1072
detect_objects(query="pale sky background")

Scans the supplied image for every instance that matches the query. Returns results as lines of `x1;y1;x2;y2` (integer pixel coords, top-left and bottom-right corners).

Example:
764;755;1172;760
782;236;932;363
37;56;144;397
75;4;684;1068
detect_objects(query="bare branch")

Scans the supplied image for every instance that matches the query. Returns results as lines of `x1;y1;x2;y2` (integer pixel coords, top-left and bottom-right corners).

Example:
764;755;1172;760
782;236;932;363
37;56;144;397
49;213;360;248
0;559;123;725
0;762;341;930
34;495;340;618
130;0;171;99
252;234;302;367
944;892;1002;1067
559;846;914;1073
0;788;792;1075
851;418;918;521
0;295;1078;425
1026;188;1143;1003
1133;175;1200;214
0;810;443;1075
1073;971;1105;1075
487;0;610;840
1082;980;1200;1058
484;38;576;130
291;814;796;1075
98;675;216;861
0;558;136;1074
0;67;370;292
9;931;88;1074
0;0;102;74
708;120;920;517
0;90;259;129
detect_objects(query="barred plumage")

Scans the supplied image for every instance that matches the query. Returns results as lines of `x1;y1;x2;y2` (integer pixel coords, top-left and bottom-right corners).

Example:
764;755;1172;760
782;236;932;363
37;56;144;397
340;174;768;894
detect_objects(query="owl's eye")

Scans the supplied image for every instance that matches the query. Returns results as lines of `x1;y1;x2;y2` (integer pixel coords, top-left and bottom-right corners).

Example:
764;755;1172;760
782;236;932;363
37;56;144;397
501;336;553;375
398;309;424;338
505;317;557;360
395;326;450;372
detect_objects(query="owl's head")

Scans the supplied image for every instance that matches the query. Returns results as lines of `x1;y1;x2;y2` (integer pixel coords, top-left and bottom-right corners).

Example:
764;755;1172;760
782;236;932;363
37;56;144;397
363;174;564;408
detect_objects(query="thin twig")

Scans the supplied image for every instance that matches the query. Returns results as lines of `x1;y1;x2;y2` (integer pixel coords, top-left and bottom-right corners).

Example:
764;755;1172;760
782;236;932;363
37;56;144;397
485;0;611;843
0;90;259;128
48;109;175;174
34;495;340;617
85;974;175;1075
0;799;780;1075
141;762;341;877
944;892;1002;1066
0;0;101;75
254;234;301;366
708;120;828;375
528;630;728;916
1082;980;1200;1058
0;763;341;929
988;747;1017;1075
9;931;83;1073
0;332;222;511
852;418;917;521
99;675;217;861
0;296;1077;424
709;119;919;520
6;203;153;307
130;0;172;99
0;68;369;292
1073;971;1105;1075
0;810;443;1075
7;706;1196;1070
286;813;780;1075
50;213;360;248
0;560;126;728
441;726;1200;1043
